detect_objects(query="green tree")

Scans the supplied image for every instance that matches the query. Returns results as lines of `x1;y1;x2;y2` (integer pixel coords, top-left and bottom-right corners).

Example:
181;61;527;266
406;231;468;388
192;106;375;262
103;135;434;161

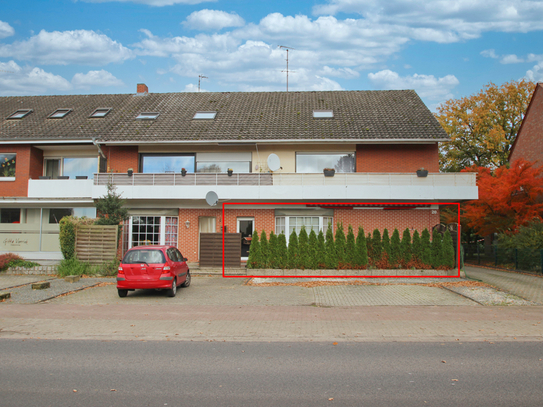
260;230;268;268
345;225;356;267
431;229;443;268
442;231;455;269
298;226;310;269
382;228;391;261
355;226;368;268
400;228;412;265
325;225;337;269
308;229;318;269
371;229;382;263
287;230;299;269
277;233;288;269
246;231;260;269
421;228;433;267
335;222;346;266
390;228;401;268
317;230;326;268
366;232;373;264
436;79;535;172
268;231;278;269
412;230;422;262
94;182;129;226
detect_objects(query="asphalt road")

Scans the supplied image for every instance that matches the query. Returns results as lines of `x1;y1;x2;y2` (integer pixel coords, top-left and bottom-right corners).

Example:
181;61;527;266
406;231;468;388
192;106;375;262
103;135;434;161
1;339;542;407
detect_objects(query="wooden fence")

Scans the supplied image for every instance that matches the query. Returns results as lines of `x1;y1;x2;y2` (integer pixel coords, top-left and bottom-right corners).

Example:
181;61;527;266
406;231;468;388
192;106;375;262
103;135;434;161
199;233;241;268
75;225;118;265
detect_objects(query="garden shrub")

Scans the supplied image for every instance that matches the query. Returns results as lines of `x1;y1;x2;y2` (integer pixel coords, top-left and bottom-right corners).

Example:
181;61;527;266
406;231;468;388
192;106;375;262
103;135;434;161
431;229;443;268
421;228;433;266
57;258;91;277
382;229;391;263
298;226;310;269
268;231;278;269
366;233;373;265
390;228;401;268
260;230;269;268
325;225;337;269
345;225;356;268
355;227;368;268
371;229;382;262
401;228;412;265
287;230;299;269
317;230;326;268
59;216;77;260
246;231;260;269
412;230;422;262
277;233;288;269
308;229;318;269
0;253;23;271
335;222;346;266
442;231;455;269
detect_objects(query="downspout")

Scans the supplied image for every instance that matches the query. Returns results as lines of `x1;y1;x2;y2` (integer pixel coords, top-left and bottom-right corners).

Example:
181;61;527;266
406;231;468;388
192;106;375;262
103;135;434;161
92;137;106;159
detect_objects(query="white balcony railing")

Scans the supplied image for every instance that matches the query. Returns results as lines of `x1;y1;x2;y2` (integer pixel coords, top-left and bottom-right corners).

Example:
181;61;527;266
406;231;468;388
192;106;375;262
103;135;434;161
93;172;273;186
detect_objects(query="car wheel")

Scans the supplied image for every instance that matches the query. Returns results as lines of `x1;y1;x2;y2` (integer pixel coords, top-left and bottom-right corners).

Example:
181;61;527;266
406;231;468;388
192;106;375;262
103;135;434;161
166;278;177;297
118;289;128;298
181;271;191;287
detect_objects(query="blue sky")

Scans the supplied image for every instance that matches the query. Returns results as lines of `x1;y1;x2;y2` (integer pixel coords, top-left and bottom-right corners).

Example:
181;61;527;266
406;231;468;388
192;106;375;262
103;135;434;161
1;0;543;110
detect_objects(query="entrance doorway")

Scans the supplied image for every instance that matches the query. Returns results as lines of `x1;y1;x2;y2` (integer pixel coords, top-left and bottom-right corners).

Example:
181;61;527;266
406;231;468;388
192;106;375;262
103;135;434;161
237;217;254;260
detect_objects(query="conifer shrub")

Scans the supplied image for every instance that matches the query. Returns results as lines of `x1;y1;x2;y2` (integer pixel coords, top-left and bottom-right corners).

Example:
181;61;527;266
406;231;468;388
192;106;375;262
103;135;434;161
277;233;288;269
317;230;326;268
412;230;422;262
345;225;356;268
355;226;368;268
268;231;278;269
298;226;310;269
287;230;299;269
335;222;346;266
308;229;318;269
431;229;443;268
325;225;337;269
400;228;412;266
382;228;391;261
372;229;382;264
260;230;268;268
246;231;260;269
420;228;433;267
390;228;401;268
442;231;456;269
366;232;373;265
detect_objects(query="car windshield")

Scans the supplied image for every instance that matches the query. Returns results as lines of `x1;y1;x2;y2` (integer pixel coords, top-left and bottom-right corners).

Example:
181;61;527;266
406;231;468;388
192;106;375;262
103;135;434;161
122;249;165;264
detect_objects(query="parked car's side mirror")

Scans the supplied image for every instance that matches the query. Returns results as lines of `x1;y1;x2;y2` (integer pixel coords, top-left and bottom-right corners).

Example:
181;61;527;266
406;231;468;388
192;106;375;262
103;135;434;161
183;257;188;262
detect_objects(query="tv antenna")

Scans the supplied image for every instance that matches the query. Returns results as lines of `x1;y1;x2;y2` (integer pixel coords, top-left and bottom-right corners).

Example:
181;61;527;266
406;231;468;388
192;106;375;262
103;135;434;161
198;74;208;92
278;45;295;92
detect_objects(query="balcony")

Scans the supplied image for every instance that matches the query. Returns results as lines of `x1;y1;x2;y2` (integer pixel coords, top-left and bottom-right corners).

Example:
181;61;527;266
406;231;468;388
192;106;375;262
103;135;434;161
27;172;477;202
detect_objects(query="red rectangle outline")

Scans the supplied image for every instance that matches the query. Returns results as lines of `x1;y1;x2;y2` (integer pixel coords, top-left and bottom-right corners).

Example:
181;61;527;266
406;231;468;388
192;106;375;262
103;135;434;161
222;202;461;279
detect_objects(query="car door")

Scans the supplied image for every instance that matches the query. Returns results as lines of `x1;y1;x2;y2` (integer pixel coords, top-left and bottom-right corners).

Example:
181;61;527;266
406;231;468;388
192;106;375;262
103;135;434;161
166;248;179;277
176;248;189;278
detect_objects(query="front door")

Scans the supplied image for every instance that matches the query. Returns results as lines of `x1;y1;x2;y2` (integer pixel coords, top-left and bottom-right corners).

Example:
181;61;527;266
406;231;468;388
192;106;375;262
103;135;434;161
237;217;254;260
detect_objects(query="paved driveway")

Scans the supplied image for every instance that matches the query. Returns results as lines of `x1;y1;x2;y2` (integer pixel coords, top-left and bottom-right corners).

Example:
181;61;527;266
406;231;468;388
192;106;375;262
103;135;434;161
465;266;543;304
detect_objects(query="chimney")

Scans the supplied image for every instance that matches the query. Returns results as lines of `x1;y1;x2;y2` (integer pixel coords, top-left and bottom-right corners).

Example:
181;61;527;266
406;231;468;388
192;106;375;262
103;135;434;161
137;83;148;94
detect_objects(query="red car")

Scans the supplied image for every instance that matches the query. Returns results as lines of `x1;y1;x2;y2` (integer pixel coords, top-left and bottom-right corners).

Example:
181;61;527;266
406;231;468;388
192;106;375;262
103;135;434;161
117;245;191;298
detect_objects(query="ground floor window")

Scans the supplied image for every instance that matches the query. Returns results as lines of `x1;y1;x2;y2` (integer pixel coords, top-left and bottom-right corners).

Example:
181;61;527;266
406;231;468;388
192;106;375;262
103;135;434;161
275;216;333;236
0;208;20;224
124;216;179;249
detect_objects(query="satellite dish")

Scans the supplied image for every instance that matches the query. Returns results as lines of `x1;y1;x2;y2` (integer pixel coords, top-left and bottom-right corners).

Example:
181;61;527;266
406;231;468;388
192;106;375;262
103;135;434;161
205;191;219;207
267;154;281;171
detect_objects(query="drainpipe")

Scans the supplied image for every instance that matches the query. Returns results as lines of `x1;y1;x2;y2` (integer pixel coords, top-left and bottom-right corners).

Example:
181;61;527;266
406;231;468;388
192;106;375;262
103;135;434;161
92;138;106;159
39;208;43;252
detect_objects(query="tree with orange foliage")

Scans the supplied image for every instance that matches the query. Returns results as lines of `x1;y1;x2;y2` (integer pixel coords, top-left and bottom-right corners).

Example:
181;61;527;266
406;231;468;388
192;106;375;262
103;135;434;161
436;80;535;172
462;159;543;236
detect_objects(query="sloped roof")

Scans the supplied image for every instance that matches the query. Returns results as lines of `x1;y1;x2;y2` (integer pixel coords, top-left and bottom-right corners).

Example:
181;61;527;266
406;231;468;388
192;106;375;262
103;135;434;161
0;90;448;144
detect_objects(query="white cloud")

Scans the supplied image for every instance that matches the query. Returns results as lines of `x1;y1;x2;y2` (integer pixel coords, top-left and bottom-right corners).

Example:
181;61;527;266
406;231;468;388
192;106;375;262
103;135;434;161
313;0;543;41
318;66;359;79
525;61;543;82
83;0;215;6
500;54;524;64
481;49;499;59
72;70;125;88
0;30;133;65
0;20;14;39
368;69;459;101
183;9;245;31
0;61;71;96
183;83;207;92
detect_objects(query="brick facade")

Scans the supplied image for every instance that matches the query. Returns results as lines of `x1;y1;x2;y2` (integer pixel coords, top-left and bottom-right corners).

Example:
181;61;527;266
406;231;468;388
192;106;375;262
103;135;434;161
0;144;43;197
356;144;439;173
509;83;543;166
104;146;139;173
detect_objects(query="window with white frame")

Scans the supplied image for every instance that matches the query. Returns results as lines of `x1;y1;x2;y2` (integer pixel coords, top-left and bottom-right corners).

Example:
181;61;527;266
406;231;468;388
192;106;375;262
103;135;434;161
126;216;179;248
44;157;98;179
275;216;333;236
0;154;16;178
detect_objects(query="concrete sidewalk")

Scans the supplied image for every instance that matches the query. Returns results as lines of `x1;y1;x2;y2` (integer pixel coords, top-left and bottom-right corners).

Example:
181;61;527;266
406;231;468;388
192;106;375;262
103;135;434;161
464;266;543;304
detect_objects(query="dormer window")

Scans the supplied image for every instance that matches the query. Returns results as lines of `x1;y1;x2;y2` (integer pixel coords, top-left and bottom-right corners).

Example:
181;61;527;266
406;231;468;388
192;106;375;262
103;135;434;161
193;111;217;120
49;109;72;119
136;112;159;120
90;108;112;118
313;110;334;118
7;109;32;119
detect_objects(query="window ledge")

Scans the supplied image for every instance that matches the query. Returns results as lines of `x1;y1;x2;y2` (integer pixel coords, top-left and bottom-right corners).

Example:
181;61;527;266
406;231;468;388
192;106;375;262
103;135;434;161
0;177;15;182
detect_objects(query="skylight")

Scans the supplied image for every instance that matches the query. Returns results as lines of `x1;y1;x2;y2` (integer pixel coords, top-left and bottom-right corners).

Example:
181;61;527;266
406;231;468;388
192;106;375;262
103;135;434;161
7;109;32;119
193;111;217;120
49;109;72;119
90;108;112;118
136;112;160;120
313;110;334;118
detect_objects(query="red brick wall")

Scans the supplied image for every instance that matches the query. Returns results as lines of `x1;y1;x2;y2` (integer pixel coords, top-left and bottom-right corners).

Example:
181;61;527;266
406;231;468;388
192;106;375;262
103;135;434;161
105;146;139;173
510;84;543;166
0;144;43;197
356;144;439;172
